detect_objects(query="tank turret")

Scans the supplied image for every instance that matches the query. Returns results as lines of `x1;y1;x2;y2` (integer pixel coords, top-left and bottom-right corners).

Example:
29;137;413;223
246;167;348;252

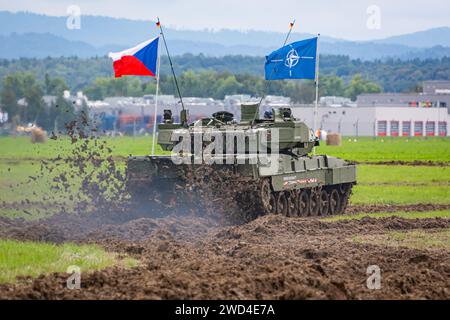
157;103;318;158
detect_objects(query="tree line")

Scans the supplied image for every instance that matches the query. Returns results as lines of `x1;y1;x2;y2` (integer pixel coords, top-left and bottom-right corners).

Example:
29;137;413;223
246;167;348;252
1;54;449;93
83;71;381;102
0;72;86;131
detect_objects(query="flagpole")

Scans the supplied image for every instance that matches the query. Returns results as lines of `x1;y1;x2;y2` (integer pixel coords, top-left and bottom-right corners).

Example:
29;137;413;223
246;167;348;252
313;33;321;154
151;34;162;157
256;20;296;121
259;20;296;106
157;17;186;114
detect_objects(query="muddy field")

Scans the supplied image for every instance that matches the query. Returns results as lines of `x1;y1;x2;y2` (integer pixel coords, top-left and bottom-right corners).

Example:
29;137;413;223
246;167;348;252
0;205;449;300
1;133;449;300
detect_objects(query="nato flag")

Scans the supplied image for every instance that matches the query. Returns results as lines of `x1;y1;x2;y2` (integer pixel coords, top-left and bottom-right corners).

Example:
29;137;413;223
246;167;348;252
265;37;317;80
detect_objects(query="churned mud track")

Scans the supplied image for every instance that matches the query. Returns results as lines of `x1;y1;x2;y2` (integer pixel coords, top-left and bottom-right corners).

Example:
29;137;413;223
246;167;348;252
357;160;450;167
0;215;449;300
346;203;450;214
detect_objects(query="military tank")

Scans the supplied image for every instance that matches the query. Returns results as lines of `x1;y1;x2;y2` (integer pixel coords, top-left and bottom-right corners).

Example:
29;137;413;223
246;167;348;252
126;103;356;221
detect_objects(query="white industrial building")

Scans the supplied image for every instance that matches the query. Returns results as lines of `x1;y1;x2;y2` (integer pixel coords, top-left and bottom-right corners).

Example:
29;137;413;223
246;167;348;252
291;105;449;137
292;80;450;137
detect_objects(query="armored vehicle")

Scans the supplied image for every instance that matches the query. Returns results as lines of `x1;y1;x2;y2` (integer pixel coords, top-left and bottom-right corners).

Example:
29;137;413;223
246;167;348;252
126;103;356;220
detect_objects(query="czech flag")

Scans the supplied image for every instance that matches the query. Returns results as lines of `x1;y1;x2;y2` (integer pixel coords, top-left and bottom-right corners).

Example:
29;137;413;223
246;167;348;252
109;36;159;78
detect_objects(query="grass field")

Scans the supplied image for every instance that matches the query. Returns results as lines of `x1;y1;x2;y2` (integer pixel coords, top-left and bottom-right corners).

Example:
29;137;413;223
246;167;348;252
0;240;138;284
352;165;450;205
0;136;167;161
1;136;449;162
316;136;450;163
0;136;449;218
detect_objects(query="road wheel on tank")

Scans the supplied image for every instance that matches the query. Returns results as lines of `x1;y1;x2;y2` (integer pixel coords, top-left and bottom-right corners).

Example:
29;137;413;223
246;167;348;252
319;189;330;216
261;179;276;215
339;183;351;195
297;190;310;217
276;192;288;216
309;190;320;216
339;193;350;215
268;193;277;215
339;198;349;215
329;188;341;215
338;183;352;215
287;191;298;217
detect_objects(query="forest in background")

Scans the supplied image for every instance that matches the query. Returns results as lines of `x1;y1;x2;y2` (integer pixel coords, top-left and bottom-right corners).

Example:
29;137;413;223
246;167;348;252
1;54;449;94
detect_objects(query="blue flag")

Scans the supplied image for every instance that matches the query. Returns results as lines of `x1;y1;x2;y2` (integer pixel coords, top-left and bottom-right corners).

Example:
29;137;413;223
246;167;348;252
265;37;317;80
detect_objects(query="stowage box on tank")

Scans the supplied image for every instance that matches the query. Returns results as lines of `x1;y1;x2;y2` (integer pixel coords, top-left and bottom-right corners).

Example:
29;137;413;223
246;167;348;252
126;103;356;220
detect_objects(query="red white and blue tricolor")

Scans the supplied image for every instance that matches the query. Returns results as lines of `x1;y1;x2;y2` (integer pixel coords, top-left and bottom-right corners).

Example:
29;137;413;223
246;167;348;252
109;36;159;78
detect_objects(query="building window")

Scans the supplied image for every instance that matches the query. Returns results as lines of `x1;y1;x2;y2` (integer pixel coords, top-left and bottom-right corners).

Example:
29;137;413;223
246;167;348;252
426;122;435;136
377;121;387;137
402;121;411;137
414;121;423;136
439;122;447;137
390;121;399;137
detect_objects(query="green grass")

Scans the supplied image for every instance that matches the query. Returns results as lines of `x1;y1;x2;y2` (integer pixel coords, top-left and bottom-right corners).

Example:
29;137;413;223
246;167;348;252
0;240;138;284
357;165;450;185
1;136;449;163
323;210;450;222
0;158;129;219
351;184;450;205
350;165;450;205
0;161;57;202
0;136;167;161
316;137;450;163
353;228;450;251
0;159;128;204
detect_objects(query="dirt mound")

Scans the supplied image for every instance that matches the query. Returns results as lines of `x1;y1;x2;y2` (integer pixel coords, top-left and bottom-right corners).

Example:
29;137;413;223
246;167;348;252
84;215;221;243
0;214;448;300
0;211;222;244
0;217;65;243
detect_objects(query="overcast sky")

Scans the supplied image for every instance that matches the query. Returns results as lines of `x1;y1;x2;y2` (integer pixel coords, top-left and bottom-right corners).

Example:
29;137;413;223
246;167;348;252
1;0;449;40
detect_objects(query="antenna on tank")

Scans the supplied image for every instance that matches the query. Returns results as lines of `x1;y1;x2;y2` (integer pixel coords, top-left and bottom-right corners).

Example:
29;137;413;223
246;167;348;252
252;20;296;125
156;17;187;121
